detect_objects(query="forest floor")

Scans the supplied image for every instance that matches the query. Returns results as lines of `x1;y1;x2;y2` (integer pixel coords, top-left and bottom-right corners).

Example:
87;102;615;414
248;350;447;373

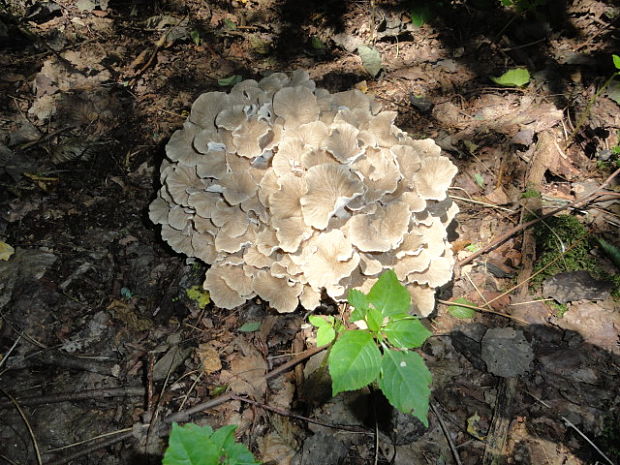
0;0;619;464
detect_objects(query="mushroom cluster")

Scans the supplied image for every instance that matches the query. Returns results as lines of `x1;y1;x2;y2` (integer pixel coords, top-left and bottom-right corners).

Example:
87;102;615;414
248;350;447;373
150;71;458;316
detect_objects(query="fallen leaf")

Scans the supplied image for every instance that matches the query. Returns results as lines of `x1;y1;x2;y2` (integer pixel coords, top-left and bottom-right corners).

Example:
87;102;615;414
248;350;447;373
197;343;222;374
0;241;15;261
357;45;382;78
490;68;530;87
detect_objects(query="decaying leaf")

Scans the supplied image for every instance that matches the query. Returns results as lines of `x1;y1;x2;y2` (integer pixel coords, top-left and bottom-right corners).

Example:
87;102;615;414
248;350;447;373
357;45;382;78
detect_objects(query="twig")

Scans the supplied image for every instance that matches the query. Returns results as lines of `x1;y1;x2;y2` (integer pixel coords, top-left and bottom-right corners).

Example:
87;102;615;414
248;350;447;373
0;387;145;409
459;167;620;266
44;430;138;465
437;299;528;324
45;427;134;453
231;395;371;434
431;402;462;465
0;388;43;465
449;194;517;213
0;336;21;370
527;392;616;465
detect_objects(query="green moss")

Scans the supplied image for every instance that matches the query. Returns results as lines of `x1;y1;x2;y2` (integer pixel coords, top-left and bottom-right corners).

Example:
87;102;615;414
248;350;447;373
186;285;211;309
521;187;542;199
532;215;597;285
531;215;620;297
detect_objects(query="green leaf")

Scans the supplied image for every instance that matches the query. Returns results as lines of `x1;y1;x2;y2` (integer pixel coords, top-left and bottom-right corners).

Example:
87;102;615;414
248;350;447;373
367;270;411;317
328;330;382;396
366;307;384;333
606;79;620;105
218;75;243;87
379;350;432;427
490;68;530;87
316;325;336;347
348;289;370;322
357;45;382;78
473;172;485;188
237;321;261;332
383;318;431;349
410;4;434;27
612;54;620;70
311;36;326;50
223;18;237;30
309;315;334;328
447;298;477;319
163;423;259;465
190;29;201;46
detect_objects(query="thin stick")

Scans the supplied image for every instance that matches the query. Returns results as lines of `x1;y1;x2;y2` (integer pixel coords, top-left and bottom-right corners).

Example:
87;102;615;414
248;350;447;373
231;395;370;434
449;194;517;213
45;428;134;453
527;392;615;465
459;167;620;266
437;299;528;324
0;388;43;465
0;336;21;369
44;431;138;465
431;402;463;465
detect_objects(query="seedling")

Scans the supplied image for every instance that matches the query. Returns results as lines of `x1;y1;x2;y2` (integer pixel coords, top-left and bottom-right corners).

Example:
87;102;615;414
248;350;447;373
309;270;433;426
163;423;259;465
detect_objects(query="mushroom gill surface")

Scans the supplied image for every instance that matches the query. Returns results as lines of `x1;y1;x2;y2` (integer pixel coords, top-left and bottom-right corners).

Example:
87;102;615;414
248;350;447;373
150;71;458;316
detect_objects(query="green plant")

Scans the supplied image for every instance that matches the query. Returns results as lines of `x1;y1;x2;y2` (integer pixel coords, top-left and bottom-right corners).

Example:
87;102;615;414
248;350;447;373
163;423;259;465
309;270;432;426
500;0;547;12
521;187;542;199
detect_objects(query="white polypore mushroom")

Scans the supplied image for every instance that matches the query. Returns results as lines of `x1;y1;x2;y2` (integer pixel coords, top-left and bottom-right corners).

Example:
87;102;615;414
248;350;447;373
151;72;458;313
300;164;365;229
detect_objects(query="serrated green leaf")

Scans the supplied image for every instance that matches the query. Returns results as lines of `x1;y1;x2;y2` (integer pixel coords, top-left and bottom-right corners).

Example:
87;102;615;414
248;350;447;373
357;45;382;78
613;54;620;70
447;298;477;319
490;68;530;87
237;321;261;332
163;423;259;465
328;330;382;395
383;318;431;349
218;75;243;87
379;350;432;427
348;289;370;322
367;270;411;317
366;307;384;333
316;325;336;346
309;314;332;328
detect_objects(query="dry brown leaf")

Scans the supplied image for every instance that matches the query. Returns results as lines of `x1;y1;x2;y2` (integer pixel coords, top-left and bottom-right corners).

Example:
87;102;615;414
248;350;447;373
197;343;222;374
257;431;297;465
219;337;267;397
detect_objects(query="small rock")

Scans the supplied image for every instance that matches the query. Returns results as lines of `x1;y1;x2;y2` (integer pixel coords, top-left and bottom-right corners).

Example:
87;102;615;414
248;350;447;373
293;432;347;465
481;327;533;377
543;271;614;304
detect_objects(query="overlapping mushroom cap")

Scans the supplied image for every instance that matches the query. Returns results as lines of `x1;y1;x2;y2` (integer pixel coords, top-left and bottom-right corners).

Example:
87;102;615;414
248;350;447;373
150;71;458;316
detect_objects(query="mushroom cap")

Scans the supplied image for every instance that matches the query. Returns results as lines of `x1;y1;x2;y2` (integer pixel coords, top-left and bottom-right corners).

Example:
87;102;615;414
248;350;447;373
413;156;458;200
273;86;320;128
300;164;365;230
152;72;458;313
346;200;411;252
253;270;302;313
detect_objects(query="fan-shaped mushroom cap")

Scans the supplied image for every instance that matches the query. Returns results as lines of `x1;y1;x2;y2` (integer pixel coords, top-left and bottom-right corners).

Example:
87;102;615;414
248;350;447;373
413;156;458;200
152;72;458;313
325;122;364;163
300;230;360;291
203;263;253;309
408;284;436;317
273;86;320;128
346;200;411;252
253;270;302;313
300;164;365;229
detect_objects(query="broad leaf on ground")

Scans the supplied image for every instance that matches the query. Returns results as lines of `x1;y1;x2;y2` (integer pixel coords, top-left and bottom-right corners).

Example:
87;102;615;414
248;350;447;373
328;330;382;395
447;297;477;319
490;68;530;87
367;270;411;317
383;318;431;349
357;45;382;78
613;54;620;70
379;350;432;427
